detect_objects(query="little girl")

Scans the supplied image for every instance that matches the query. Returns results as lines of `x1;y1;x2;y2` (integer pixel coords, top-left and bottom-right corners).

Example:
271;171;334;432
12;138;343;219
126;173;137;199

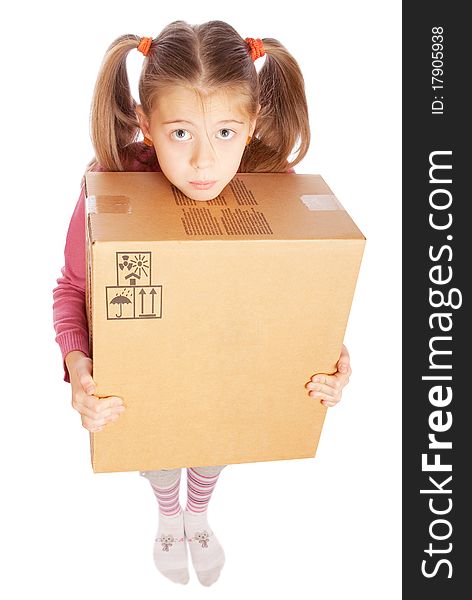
53;20;352;587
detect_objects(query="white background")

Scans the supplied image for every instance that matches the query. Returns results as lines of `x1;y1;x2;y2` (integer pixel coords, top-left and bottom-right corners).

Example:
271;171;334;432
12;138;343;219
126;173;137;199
1;1;401;598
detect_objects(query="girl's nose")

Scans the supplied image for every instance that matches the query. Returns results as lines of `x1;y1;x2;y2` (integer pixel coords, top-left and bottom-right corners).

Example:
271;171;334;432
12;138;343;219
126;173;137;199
190;139;215;170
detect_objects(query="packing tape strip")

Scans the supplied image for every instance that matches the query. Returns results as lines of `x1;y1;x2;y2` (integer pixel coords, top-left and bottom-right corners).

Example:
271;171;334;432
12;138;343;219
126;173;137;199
300;194;345;211
87;195;132;214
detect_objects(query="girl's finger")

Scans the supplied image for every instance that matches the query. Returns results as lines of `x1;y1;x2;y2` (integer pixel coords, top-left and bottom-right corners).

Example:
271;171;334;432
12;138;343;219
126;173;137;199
82;409;123;431
83;395;123;414
72;402;98;421
82;415;108;431
322;398;339;407
309;389;338;402
337;344;351;373
311;373;328;384
339;344;350;361
310;374;340;390
75;359;96;394
306;382;337;397
76;402;124;421
79;375;96;395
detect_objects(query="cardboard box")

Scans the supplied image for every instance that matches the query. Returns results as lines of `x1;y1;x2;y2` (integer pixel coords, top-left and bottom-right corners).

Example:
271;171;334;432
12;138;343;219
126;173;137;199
85;172;365;473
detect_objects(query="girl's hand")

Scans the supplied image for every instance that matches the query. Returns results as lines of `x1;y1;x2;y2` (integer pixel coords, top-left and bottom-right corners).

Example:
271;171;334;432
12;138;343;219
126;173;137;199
304;344;351;407
66;351;125;433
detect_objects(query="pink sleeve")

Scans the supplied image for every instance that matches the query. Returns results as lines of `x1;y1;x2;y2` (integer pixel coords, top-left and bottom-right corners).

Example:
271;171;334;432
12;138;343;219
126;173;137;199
52;184;90;383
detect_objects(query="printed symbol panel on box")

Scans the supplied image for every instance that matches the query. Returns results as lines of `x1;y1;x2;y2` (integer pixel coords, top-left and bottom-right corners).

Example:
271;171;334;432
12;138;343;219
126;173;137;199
117;252;152;286
106;251;163;320
106;286;162;320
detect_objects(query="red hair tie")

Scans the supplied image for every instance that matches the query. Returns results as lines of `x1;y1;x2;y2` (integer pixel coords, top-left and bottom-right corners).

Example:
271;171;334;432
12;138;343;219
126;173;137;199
137;36;153;56
245;37;265;61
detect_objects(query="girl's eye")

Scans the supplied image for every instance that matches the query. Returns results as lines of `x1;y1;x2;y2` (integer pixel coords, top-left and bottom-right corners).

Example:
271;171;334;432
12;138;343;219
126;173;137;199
171;129;191;141
217;128;235;140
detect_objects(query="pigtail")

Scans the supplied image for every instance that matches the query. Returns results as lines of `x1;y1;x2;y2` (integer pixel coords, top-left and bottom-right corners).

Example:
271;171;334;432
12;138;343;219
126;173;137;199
241;38;310;172
88;34;143;172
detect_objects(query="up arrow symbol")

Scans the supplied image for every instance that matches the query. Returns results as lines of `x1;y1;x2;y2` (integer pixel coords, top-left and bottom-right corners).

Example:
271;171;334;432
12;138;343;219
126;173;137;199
150;288;157;313
139;288;146;313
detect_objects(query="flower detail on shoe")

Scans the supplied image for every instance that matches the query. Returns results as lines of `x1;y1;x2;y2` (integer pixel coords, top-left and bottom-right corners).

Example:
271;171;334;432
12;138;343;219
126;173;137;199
156;533;185;552
158;533;175;552
194;530;210;548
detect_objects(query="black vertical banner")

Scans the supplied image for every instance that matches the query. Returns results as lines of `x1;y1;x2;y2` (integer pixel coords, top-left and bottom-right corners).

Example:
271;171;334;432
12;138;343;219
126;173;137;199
403;3;469;597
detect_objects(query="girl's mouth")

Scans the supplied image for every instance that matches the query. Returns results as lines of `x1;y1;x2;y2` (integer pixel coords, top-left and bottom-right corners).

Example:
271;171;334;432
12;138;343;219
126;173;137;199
189;180;217;190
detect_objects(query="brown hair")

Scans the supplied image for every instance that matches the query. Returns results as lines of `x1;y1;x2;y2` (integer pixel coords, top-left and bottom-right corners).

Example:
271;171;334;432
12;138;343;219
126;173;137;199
87;20;310;174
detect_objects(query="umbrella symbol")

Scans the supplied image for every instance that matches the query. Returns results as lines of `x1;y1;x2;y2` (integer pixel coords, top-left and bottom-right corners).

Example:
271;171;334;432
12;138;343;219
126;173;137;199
110;294;132;318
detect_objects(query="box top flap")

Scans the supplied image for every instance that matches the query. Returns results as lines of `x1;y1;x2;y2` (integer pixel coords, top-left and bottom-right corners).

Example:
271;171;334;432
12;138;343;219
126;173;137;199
85;172;365;242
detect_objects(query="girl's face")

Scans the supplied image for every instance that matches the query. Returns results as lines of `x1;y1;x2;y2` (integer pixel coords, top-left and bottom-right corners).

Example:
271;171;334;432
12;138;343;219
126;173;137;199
137;86;258;201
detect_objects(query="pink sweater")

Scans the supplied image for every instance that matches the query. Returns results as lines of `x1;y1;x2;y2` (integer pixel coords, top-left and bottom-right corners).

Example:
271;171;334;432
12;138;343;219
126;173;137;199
52;142;160;382
53;141;294;382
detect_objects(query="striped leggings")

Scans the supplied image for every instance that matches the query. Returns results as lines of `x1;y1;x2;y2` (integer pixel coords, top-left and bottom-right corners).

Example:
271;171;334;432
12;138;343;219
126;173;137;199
140;465;226;513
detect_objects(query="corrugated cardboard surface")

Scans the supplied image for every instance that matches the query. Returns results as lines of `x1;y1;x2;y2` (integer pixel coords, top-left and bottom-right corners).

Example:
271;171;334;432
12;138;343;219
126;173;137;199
85;172;365;473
